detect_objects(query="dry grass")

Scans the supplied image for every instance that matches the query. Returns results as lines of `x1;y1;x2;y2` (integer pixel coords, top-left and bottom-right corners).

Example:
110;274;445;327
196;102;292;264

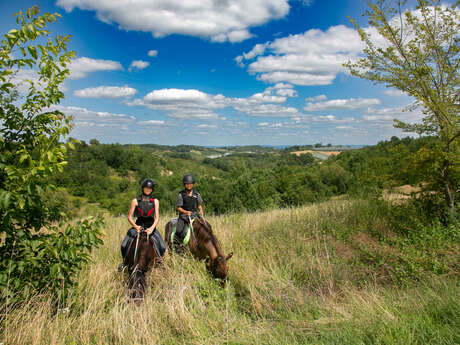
1;200;458;344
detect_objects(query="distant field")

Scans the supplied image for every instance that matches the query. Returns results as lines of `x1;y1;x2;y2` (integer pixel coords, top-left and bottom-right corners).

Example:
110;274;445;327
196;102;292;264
291;150;341;160
291;150;342;156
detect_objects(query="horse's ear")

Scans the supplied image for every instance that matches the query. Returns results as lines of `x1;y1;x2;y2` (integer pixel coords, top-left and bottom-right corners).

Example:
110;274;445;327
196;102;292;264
225;252;233;261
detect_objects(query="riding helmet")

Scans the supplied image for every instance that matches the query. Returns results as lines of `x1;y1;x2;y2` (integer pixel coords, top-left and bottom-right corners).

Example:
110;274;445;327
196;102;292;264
141;178;156;193
182;174;195;184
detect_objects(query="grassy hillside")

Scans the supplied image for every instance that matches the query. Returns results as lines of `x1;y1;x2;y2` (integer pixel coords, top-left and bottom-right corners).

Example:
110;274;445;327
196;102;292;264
2;198;459;345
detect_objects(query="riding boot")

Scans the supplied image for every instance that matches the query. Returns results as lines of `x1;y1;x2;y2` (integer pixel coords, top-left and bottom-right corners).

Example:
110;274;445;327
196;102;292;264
175;216;188;242
173;216;189;255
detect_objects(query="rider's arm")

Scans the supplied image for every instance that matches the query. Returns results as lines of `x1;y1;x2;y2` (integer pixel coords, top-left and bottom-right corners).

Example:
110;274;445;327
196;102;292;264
147;199;160;235
197;193;204;216
128;198;141;231
177;206;192;216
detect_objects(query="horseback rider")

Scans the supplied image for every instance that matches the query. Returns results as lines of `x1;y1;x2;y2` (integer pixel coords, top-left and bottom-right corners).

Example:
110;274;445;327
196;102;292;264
118;178;166;271
174;174;204;247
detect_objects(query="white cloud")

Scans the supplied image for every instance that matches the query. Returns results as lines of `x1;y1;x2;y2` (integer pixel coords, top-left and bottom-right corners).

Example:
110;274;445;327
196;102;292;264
144;89;211;104
147;50;158;57
137;120;165;125
70;57;123;79
305;94;327;102
237;25;363;85
383;89;407;97
128;85;301;120
128;60;150;71
197;124;217;129
57;0;290;43
50;105;136;129
259;122;283;128
304;97;381;111
74;85;137;99
363;105;423;124
311;115;356;123
231;102;299;117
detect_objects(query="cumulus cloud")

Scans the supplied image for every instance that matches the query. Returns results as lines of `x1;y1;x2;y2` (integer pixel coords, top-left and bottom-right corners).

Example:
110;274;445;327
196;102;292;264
128;60;150;71
56;0;290;43
147;50;158;57
74;85;137;99
137;120;165;125
383;89;407;97
236;25;363;85
305;94;327;102
70;57;123;79
197;124;218;129
310;115;356;123
128;85;301;120
362;105;423;124
50;105;136;129
304;97;381;111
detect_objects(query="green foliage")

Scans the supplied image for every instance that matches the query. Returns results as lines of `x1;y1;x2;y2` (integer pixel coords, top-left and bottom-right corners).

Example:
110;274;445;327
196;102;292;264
0;216;104;302
345;0;460;216
315;197;459;285
0;6;103;303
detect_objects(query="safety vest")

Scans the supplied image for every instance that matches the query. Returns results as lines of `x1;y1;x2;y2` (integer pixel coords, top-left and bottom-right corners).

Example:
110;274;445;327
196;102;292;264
179;190;199;212
134;195;156;227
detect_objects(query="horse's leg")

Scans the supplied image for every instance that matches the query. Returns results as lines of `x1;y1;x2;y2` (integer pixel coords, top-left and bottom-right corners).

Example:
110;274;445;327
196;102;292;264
164;222;172;252
134;270;145;302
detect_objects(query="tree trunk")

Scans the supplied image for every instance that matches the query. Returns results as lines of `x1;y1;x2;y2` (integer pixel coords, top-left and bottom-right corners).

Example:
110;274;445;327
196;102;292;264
444;180;455;217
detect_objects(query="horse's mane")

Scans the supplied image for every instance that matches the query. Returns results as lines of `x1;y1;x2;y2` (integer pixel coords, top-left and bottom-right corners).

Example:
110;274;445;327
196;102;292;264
194;218;224;257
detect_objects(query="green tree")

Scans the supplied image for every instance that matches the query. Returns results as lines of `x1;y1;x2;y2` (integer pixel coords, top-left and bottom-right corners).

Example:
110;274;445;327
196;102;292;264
345;0;459;217
0;6;103;303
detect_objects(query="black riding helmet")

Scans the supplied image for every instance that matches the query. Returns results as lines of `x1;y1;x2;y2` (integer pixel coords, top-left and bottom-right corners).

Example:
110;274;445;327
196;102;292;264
141;178;156;195
182;174;195;184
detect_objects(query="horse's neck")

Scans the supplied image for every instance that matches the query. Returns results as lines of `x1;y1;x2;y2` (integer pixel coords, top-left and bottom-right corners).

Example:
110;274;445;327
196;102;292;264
195;222;224;259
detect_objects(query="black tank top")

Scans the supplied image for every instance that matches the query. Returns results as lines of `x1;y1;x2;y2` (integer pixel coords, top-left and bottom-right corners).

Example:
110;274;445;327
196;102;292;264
134;195;156;227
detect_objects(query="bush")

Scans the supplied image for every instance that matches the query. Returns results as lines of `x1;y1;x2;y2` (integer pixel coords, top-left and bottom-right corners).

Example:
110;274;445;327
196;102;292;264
0;6;104;303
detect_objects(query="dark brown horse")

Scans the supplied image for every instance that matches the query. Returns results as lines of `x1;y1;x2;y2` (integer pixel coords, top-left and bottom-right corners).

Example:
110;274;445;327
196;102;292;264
124;229;160;302
165;216;233;285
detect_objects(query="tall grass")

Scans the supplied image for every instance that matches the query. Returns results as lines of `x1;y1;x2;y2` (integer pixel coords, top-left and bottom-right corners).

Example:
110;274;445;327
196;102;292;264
1;199;459;344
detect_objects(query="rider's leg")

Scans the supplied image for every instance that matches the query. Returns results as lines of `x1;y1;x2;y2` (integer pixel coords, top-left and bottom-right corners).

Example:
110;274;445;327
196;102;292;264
118;228;137;271
149;228;166;257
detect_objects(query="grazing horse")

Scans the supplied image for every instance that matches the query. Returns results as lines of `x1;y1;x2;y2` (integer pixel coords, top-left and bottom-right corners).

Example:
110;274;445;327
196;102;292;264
124;229;160;302
165;216;233;285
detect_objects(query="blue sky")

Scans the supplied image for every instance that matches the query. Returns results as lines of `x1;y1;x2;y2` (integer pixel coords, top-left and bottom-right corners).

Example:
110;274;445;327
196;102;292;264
0;0;436;146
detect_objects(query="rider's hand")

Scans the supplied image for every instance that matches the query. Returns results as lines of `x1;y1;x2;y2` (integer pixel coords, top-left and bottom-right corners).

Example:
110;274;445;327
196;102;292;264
135;225;142;232
146;228;153;235
186;211;192;216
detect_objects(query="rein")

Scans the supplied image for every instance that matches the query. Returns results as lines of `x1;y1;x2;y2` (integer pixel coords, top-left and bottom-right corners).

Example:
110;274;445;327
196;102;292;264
188;215;197;241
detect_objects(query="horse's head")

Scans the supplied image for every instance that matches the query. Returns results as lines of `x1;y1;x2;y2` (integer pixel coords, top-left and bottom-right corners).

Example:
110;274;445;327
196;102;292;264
206;252;233;286
192;216;233;286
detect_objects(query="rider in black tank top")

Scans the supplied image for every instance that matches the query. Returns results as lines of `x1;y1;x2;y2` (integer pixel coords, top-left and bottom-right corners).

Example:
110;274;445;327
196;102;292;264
118;178;166;271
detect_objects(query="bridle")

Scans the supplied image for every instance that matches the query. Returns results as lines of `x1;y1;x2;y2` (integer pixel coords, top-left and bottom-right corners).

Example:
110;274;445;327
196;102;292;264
130;227;145;279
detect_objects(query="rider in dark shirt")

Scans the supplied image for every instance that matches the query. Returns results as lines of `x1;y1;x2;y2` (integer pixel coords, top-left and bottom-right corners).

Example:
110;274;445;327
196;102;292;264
175;174;204;245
